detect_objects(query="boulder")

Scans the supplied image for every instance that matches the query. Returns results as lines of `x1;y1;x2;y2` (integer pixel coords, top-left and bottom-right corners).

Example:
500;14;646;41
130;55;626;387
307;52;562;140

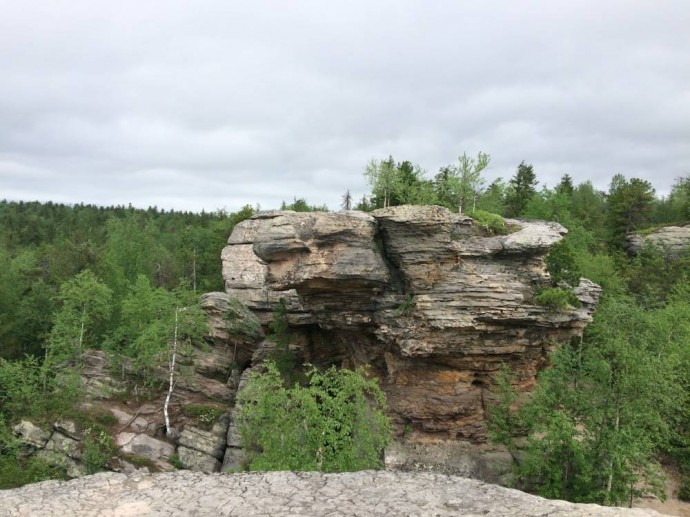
44;432;81;459
115;433;174;461
35;449;89;479
176;445;221;473
12;421;51;449
108;407;151;433
626;225;690;257
222;447;246;472
177;422;228;460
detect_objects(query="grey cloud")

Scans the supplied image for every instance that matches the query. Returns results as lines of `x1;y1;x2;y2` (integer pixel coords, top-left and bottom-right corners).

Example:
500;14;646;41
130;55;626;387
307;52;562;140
1;0;689;211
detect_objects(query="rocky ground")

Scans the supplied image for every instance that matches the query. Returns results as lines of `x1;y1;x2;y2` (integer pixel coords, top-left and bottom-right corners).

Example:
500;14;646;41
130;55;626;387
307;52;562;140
0;470;666;517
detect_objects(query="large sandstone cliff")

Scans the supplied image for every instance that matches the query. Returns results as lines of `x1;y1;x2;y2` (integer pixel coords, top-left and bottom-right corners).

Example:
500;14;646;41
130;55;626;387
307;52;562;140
222;206;601;476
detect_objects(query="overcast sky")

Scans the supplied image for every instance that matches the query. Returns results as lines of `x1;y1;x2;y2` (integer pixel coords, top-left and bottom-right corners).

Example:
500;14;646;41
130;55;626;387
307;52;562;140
1;1;689;213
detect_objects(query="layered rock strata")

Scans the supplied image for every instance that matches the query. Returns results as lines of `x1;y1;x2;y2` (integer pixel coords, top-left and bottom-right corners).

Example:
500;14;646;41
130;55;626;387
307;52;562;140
221;206;601;460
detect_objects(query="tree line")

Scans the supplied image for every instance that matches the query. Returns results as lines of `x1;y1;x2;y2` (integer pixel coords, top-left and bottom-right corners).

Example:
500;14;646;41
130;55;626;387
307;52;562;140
0;201;253;359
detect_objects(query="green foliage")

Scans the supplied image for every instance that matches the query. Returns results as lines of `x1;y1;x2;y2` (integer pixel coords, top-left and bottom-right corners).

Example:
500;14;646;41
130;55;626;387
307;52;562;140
0;455;67;489
534;288;580;310
0;414;67;487
469;209;512;235
395;294;415;316
476;178;507;215
183;405;224;428
364;156;437;208
0;355;45;419
505;161;538;217
0;201;250;360
238;361;392;472
679;476;690;502
489;296;688;505
546;239;581;287
81;426;116;474
486;365;520;455
267;298;297;381
115;277;208;380
606;174;656;247
46;270;113;366
434;152;490;214
168;453;184;470
280;198;329;212
625;243;690;307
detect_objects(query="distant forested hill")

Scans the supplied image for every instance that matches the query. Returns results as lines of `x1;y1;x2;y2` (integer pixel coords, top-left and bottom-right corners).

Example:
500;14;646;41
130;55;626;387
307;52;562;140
0;200;253;359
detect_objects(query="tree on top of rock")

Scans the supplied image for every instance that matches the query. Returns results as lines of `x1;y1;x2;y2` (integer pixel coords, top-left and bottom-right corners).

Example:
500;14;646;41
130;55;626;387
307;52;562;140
434;152;490;214
505;162;538;217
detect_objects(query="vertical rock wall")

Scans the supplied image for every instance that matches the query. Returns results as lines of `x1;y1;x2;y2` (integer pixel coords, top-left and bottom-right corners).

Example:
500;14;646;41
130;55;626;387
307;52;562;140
221;205;601;479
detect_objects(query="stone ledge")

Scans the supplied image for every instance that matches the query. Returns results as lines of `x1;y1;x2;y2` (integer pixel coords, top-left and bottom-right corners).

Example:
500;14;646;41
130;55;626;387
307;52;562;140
0;470;663;517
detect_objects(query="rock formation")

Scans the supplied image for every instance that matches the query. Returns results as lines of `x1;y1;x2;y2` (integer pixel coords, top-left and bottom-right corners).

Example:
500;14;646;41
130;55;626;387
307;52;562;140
11;294;265;478
625;224;690;257
0;470;663;517
221;206;601;478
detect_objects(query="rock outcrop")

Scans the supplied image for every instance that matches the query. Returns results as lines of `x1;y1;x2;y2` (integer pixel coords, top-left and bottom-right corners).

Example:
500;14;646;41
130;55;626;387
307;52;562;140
0;470;662;516
221;206;601;475
10;295;265;478
626;224;690;257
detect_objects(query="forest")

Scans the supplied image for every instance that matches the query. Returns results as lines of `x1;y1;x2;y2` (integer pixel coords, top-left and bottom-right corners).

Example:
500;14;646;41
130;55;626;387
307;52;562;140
0;153;688;506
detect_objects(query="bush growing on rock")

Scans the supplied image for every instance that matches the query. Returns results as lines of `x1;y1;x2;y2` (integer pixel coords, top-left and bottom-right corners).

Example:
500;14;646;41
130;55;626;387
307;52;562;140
237;361;392;472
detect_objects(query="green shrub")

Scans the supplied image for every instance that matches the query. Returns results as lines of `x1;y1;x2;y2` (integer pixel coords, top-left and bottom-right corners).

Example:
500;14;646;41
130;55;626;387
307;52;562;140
546;239;581;287
267;298;298;383
118;453;158;470
81;426;116;474
679;475;690;502
168;453;184;470
238;361;392;472
395;294;415;316
183;405;224;428
469;209;508;235
0;455;67;489
534;288;580;310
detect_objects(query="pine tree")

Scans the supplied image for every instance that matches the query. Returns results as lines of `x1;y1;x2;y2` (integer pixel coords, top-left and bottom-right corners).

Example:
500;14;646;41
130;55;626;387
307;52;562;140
505;162;538;217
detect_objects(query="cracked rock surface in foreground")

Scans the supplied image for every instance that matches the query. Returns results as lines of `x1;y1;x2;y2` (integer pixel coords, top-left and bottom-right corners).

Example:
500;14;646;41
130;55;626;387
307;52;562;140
0;470;664;517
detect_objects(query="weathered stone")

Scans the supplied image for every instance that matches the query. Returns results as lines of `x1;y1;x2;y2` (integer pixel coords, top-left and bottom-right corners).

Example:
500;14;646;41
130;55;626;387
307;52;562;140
35;449;88;479
78;350;127;400
626;224;690;257
226;411;242;448
385;441;514;486
178;424;227;460
221;214;315;326
221;206;602;461
12;421;51;448
221;447;246;471
200;291;264;370
176;445;221;473
0;470;663;516
108;407;151;433
53;420;82;440
45;432;81;459
116;433;174;461
108;456;150;475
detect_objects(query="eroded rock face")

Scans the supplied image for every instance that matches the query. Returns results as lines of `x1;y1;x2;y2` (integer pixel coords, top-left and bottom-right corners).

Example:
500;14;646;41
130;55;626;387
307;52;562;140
625;224;690;257
222;206;602;455
0;470;662;516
